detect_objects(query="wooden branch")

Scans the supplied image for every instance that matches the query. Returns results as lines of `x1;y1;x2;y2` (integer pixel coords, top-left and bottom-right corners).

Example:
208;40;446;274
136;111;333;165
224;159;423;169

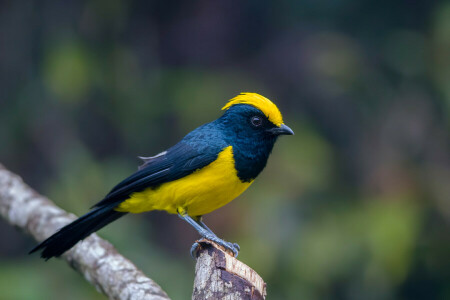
193;239;266;300
0;163;170;300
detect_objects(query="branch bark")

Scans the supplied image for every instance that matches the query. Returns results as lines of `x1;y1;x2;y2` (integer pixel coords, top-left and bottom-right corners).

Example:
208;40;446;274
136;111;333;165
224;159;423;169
193;240;266;300
0;163;170;300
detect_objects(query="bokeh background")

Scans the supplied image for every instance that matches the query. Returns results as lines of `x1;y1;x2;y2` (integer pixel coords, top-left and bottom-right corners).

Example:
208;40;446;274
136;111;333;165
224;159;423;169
1;1;450;299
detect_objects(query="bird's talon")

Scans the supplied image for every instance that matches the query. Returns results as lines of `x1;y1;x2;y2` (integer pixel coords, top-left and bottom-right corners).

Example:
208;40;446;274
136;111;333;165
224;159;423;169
200;236;239;257
223;241;239;257
233;243;240;251
231;245;239;257
190;242;201;259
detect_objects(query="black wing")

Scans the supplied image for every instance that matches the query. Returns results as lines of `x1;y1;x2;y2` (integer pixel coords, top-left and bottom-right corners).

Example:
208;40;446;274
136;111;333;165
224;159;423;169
93;141;221;208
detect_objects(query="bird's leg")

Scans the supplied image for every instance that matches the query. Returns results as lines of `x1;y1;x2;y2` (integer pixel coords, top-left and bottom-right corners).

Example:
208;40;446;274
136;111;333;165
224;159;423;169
194;216;215;236
178;213;239;258
197;216;240;252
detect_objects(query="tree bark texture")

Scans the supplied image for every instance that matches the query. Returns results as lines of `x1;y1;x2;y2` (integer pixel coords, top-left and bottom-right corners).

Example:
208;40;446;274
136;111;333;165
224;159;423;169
0;163;170;300
193;239;267;300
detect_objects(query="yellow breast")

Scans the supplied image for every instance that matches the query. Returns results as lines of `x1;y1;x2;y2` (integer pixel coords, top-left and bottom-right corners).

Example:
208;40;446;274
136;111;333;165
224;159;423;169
115;146;253;216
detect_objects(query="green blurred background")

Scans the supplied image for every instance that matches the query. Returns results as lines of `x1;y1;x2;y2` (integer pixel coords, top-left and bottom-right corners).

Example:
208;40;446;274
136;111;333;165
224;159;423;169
1;1;449;299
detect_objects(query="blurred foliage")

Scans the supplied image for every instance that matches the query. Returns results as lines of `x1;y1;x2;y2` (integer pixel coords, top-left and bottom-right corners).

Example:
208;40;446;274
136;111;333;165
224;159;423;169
1;0;449;299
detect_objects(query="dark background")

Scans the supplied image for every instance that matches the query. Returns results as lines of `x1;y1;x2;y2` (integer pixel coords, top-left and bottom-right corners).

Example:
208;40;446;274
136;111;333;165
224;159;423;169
1;1;449;299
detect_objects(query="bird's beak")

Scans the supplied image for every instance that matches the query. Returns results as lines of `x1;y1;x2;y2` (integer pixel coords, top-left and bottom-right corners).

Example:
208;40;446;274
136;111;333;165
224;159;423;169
268;124;294;136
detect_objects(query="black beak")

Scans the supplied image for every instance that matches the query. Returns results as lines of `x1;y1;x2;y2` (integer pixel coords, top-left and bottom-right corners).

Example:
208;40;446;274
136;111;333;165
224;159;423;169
268;124;294;136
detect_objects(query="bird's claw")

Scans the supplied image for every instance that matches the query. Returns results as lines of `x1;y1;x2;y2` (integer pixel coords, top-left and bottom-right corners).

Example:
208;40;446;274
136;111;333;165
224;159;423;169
190;241;200;258
225;241;239;257
233;243;240;251
210;235;239;257
190;239;239;258
193;234;240;258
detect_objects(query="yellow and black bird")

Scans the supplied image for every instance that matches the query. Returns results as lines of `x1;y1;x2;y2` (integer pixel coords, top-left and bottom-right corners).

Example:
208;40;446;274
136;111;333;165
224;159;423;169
30;93;293;259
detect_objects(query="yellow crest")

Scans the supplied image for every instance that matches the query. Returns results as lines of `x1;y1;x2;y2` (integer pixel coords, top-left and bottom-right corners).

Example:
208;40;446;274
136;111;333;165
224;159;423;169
222;93;284;126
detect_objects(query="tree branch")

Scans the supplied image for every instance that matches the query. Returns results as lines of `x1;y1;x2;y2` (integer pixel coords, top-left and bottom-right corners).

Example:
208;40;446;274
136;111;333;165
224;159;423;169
193;240;267;300
0;163;170;300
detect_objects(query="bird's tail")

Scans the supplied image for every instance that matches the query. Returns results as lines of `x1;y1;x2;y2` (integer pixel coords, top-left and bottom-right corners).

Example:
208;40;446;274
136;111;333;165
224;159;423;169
29;204;126;260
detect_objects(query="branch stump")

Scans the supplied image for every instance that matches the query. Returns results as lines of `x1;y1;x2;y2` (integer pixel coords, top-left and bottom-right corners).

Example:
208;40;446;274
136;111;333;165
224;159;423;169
193;239;266;300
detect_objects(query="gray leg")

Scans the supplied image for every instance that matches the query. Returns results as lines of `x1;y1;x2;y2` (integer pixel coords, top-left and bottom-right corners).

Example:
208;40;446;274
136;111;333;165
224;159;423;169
195;217;215;236
178;213;239;257
197;217;240;252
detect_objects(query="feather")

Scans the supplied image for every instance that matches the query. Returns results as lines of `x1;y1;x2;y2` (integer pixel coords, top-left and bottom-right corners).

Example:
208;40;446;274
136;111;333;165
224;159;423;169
138;151;167;170
222;93;284;126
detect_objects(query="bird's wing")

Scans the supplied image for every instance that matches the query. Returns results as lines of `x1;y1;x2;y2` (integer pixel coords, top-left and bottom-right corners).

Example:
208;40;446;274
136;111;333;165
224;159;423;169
92;141;220;208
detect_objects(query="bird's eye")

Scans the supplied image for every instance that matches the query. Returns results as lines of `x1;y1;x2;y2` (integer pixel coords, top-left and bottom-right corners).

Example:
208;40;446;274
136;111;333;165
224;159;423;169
251;116;263;127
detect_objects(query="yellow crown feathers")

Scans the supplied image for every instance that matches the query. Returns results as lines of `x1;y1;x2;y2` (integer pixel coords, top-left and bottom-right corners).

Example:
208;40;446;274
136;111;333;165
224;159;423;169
222;93;284;127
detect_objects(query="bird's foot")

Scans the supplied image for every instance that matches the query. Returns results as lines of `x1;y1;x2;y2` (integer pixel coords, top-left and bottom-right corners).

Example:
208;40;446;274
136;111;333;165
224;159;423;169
190;235;240;258
232;243;240;252
190;241;201;258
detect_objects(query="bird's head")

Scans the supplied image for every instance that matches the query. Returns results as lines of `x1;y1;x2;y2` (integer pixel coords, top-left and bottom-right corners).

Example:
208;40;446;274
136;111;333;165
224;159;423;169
216;92;293;181
220;93;294;141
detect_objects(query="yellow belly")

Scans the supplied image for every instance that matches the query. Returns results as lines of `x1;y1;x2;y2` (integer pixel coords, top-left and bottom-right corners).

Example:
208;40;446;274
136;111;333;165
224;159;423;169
115;146;253;216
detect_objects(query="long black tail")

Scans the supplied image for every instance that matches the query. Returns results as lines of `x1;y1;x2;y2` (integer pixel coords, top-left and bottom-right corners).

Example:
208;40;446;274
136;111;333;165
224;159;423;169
29;204;126;260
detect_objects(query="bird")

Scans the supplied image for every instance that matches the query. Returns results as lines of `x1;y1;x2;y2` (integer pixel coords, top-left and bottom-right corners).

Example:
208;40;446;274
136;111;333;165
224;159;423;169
30;92;294;260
